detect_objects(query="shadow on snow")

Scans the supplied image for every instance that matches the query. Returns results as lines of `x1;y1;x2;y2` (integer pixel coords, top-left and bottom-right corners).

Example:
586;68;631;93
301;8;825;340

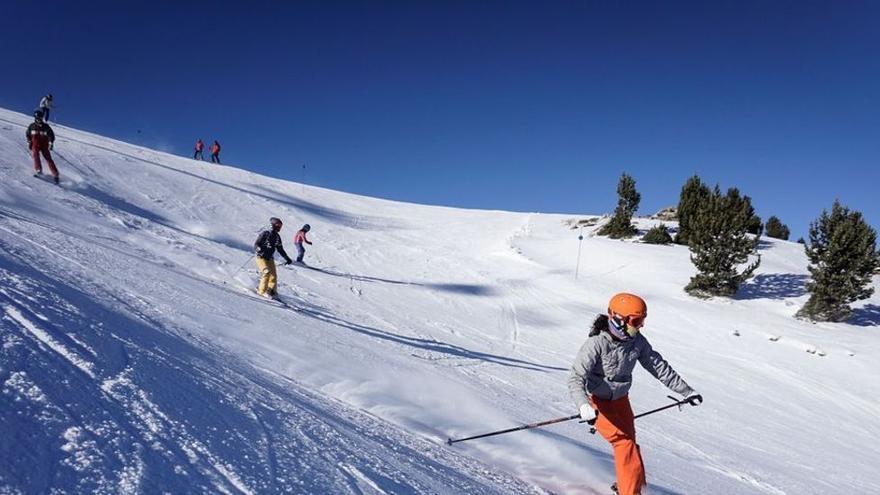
850;304;880;327
296;306;565;373
736;273;809;300
299;265;497;296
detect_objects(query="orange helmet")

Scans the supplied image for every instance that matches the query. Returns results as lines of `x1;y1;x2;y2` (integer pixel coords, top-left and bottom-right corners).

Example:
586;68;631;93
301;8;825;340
607;293;648;329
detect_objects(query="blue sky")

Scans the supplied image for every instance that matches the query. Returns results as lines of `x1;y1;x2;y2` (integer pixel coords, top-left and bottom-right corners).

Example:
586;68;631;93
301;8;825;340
2;1;878;239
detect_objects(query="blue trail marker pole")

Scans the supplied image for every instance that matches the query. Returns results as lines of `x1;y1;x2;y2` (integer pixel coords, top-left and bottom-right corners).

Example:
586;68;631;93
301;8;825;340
575;226;584;280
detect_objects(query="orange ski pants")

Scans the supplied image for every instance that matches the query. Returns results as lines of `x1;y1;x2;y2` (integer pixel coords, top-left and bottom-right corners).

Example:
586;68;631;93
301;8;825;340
592;394;646;495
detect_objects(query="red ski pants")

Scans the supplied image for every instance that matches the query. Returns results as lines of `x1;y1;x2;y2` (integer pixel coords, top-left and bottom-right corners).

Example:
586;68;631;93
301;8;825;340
592;394;646;495
31;139;59;177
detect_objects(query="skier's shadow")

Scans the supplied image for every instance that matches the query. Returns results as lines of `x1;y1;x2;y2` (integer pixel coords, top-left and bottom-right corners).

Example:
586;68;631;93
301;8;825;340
299;265;497;296
295;306;565;373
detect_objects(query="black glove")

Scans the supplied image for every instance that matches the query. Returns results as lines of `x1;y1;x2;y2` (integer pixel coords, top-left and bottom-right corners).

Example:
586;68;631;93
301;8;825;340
49;142;54;150
686;394;703;406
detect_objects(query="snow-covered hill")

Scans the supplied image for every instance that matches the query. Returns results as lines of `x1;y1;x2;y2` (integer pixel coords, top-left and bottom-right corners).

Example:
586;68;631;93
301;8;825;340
1;107;878;494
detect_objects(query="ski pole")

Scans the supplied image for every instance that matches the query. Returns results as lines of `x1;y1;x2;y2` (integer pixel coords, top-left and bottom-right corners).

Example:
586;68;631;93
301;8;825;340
227;254;255;282
587;395;701;434
446;413;581;445
448;395;702;444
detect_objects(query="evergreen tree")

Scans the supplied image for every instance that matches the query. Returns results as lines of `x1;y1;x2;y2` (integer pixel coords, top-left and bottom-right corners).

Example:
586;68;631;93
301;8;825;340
765;216;791;240
598;173;641;239
675;175;711;245
642;224;673;244
796;201;879;322
746;213;763;237
685;185;761;297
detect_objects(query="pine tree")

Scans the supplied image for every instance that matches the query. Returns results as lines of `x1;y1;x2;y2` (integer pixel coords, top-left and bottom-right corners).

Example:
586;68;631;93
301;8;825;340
675;175;710;245
746;213;763;237
685;185;761;297
642;224;673;244
765;216;791;240
598;173;641;239
796;201;878;322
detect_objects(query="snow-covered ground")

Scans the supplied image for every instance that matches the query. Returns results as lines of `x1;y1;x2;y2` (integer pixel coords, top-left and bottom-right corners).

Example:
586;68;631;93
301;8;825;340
1;107;878;494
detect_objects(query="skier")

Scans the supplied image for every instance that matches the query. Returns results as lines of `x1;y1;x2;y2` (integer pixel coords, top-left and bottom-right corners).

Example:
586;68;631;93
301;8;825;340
26;110;59;184
568;293;702;495
38;94;53;122
194;139;205;160
293;224;312;264
253;217;293;298
210;140;221;164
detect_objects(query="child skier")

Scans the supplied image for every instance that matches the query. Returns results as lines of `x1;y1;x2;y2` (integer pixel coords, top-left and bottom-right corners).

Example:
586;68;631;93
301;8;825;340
26;110;59;184
194;139;205;160
210;140;221;163
293;224;312;264
253;217;293;298
568;293;702;495
38;94;53;122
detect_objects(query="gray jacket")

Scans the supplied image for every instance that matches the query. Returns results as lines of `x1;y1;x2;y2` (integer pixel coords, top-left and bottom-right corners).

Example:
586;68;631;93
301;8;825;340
568;315;694;409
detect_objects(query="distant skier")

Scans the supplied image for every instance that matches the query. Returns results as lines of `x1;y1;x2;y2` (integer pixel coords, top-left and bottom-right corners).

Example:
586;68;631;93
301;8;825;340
293;224;312;264
568;293;702;495
210;140;221;163
194;139;205;160
38;94;53;122
26;110;59;184
253;217;293;298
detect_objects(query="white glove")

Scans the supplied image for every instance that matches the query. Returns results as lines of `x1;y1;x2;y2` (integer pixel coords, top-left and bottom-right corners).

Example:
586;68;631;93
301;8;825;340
579;403;596;422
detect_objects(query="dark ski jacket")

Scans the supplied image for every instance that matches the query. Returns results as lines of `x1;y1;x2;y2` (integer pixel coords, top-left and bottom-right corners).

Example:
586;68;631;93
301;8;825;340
26;122;55;144
254;229;292;262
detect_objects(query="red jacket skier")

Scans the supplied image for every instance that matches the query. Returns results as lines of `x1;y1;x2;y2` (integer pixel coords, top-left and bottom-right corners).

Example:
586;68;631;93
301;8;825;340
210;140;221;164
293;224;312;263
26;110;59;184
194;139;205;160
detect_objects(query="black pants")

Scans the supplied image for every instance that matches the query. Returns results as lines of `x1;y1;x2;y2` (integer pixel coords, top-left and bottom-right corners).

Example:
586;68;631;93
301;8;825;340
41;107;50;122
211;153;220;164
194;150;203;160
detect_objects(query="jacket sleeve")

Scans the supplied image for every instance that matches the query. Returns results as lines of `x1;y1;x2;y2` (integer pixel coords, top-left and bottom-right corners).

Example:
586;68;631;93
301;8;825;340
47;125;55;142
276;243;292;262
568;338;599;410
272;234;291;262
637;337;694;397
254;231;268;253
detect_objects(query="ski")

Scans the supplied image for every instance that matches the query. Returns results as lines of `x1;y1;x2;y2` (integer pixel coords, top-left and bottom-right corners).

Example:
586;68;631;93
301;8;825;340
32;172;60;185
239;286;302;311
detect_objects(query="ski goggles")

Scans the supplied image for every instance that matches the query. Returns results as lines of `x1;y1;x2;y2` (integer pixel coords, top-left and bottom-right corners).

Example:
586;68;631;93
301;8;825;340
609;312;646;330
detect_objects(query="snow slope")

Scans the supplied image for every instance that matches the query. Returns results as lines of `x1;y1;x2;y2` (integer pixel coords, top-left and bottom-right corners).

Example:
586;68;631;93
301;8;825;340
0;107;878;494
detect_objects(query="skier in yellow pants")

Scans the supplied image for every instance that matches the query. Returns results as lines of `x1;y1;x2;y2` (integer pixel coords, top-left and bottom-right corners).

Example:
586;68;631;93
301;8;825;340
253;217;293;298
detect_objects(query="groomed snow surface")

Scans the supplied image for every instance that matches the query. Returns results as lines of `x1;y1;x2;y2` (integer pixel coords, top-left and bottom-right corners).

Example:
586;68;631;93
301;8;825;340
0;107;878;494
